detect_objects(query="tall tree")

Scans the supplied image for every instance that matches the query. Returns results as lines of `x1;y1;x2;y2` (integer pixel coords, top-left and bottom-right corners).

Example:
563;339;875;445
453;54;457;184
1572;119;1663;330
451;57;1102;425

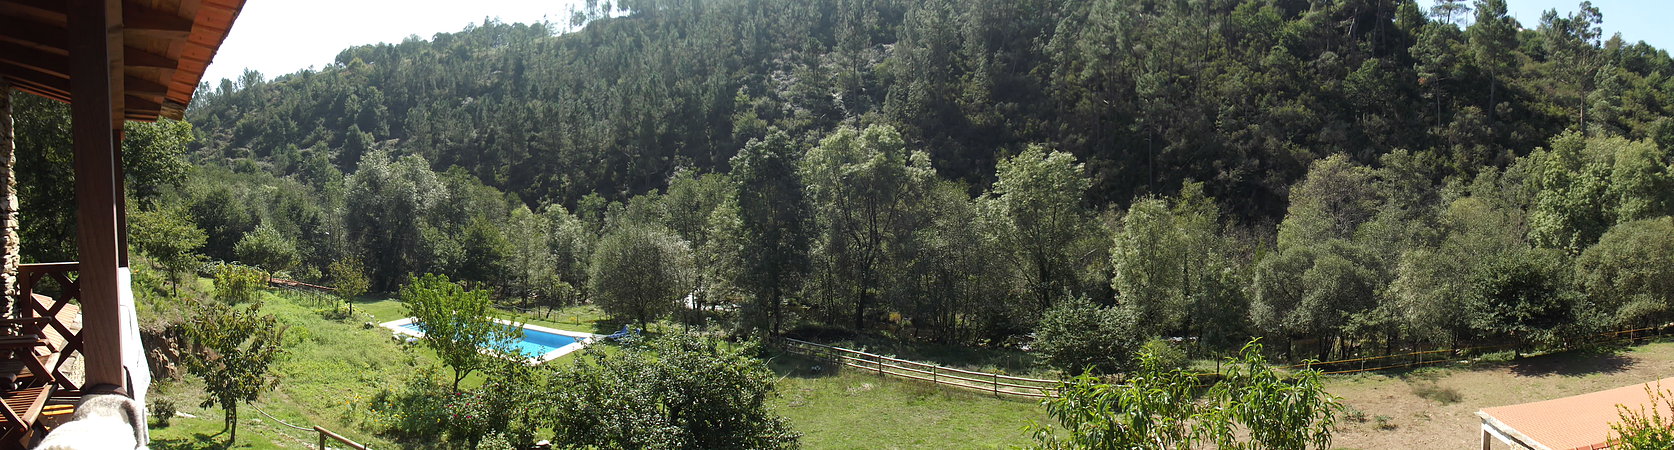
731;131;811;335
588;225;694;328
800;125;934;330
992;145;1092;315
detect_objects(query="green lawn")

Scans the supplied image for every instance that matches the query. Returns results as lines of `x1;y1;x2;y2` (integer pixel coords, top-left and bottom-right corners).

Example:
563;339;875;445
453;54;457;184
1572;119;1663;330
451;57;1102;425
768;352;1048;449
148;289;424;449
145;288;1050;449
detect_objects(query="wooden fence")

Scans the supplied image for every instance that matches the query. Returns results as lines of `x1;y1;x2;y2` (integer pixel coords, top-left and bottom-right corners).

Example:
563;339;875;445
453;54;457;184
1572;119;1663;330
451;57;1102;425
778;324;1674;395
775;338;1061;398
315;426;368;450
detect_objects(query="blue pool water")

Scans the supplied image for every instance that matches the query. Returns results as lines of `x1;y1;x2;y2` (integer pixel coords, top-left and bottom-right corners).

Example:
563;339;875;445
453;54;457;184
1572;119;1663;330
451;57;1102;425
399;322;583;358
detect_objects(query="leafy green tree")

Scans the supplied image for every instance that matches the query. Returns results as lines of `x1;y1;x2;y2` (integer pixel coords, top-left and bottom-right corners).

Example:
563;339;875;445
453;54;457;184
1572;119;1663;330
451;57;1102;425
800;125;934;330
327;257;370;316
1392;197;1525;346
731;131;811;334
1111;197;1184;336
128;205;207;295
401;273;516;391
1576;217;1674;327
120;118;194;205
588;225;693;328
542;333;799;449
1525;133;1617;253
345;151;446;291
190;186;258;262
1033;296;1141;375
1468;249;1590;352
233;224;300;273
178;300;288;444
993;145;1094;315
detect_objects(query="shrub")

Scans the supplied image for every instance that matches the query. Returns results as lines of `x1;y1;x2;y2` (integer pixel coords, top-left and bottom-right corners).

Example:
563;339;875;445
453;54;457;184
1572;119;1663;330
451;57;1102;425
1032;339;1341;449
542;333;798;449
1610;384;1674;449
368;368;450;442
149;398;177;427
1140;338;1187;371
212;263;267;304
1033;296;1141;375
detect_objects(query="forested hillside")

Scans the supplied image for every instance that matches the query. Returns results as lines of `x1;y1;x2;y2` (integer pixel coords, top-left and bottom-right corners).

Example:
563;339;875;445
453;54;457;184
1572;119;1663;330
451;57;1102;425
14;0;1674;364
186;0;1674;215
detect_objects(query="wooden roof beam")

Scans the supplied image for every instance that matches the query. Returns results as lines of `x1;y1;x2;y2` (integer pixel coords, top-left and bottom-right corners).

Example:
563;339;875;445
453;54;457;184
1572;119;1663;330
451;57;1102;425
124;47;174;69
0;40;69;78
0;16;69;52
0;18;176;70
122;0;193;39
0;0;65;20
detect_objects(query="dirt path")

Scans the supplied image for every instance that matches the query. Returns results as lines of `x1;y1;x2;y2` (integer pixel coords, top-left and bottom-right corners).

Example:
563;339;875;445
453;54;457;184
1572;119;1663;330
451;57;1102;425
1328;342;1674;449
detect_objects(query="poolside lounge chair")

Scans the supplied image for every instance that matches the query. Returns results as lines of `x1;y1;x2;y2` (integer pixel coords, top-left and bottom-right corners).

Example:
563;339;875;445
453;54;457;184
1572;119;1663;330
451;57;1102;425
605;325;635;340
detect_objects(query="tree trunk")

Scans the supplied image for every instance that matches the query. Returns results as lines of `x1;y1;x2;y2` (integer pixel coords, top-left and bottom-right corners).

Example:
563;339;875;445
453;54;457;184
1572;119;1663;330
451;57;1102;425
770;284;782;336
0;82;18;313
227;404;238;444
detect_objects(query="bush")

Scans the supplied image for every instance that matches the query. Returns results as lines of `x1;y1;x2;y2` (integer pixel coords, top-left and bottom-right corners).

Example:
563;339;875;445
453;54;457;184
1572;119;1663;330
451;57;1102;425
1033;296;1141;375
1611;384;1674;449
1139;339;1187;371
1032;340;1341;449
212;263;267;304
150;398;177;427
368;368;450;442
542;333;798;449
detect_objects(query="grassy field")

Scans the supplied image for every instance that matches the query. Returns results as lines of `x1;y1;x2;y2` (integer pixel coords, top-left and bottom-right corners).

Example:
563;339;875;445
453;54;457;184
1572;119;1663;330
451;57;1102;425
143;289;1048;449
144;284;1674;449
1328;341;1674;449
767;352;1048;449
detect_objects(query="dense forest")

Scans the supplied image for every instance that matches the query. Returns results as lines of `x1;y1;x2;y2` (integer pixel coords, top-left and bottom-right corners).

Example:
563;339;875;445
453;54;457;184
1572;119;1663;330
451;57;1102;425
14;0;1674;363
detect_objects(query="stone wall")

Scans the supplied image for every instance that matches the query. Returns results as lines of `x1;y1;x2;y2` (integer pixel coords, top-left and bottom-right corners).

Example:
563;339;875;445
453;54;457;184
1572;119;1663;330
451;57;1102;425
0;82;17;307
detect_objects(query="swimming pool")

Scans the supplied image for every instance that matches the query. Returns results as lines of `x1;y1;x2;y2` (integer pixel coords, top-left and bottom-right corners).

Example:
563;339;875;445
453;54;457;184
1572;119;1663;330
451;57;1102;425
382;317;599;363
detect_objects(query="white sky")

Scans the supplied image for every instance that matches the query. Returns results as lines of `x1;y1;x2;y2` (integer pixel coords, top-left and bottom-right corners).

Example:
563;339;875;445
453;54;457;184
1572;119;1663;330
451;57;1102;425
202;0;588;84
202;0;1674;86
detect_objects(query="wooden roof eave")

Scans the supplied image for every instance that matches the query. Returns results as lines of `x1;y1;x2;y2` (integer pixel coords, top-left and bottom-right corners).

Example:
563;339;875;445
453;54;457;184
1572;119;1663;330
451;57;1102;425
0;0;247;121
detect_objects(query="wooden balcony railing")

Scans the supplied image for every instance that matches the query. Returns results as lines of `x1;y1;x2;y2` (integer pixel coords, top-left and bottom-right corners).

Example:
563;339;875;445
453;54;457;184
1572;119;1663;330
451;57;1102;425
14;262;84;392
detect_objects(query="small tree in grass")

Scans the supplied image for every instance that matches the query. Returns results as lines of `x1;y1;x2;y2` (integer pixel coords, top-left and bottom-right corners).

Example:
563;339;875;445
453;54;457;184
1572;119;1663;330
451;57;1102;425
178;300;287;445
128;204;206;296
327;257;369;317
401;273;516;391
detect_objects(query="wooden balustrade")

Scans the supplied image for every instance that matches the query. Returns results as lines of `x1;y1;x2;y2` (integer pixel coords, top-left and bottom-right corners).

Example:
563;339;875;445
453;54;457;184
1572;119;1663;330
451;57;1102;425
13;262;84;391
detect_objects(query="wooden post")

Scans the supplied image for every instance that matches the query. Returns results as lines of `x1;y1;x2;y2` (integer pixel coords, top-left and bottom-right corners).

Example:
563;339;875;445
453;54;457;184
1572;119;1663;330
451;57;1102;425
69;0;128;390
